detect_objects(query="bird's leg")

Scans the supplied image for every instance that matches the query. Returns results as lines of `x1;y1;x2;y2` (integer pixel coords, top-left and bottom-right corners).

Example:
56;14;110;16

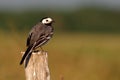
33;50;40;53
40;47;44;52
33;47;44;53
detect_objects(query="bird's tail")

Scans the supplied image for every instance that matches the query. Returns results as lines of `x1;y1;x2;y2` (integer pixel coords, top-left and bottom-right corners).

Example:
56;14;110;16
20;45;33;65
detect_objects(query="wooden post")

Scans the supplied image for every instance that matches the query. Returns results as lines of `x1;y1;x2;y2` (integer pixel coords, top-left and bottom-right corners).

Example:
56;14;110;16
22;51;50;80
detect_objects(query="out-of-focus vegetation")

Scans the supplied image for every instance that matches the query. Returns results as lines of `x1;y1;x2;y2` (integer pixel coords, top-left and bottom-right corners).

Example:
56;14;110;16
0;8;120;33
0;8;120;80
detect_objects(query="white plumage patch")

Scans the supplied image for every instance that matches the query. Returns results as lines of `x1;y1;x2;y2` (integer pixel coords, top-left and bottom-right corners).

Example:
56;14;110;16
42;18;53;24
46;36;51;39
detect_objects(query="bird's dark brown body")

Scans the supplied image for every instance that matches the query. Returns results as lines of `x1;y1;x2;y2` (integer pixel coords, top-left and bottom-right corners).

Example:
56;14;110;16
27;22;53;48
20;17;54;66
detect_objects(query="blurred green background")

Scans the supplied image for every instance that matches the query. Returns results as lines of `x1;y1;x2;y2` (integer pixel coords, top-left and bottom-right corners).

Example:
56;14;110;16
0;0;120;80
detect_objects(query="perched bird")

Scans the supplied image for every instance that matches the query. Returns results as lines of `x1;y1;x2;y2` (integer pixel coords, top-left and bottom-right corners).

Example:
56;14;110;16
20;17;54;65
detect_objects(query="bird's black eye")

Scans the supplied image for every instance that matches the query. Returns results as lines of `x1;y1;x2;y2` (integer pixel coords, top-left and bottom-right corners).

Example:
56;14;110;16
46;20;48;22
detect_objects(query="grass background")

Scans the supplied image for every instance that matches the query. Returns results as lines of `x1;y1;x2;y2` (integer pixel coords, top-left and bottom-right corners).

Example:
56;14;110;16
0;31;120;80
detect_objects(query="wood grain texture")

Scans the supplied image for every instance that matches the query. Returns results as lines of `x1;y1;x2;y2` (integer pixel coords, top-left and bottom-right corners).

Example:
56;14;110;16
23;51;50;80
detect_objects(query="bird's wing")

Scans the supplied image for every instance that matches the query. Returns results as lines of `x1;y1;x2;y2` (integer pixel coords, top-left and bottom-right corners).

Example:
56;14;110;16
26;23;44;47
34;33;48;49
34;27;53;49
26;23;53;49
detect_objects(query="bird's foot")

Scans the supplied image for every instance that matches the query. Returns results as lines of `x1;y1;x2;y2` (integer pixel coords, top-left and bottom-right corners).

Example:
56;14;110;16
40;47;44;52
33;50;40;53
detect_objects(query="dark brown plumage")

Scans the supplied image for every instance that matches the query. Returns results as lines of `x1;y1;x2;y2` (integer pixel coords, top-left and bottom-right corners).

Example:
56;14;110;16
20;17;54;66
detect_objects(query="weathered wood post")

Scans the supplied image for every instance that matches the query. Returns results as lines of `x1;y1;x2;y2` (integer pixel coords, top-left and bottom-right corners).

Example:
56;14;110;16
22;51;50;80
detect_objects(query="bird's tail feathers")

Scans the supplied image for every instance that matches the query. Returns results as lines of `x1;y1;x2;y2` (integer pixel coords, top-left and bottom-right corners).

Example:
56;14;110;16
20;45;33;65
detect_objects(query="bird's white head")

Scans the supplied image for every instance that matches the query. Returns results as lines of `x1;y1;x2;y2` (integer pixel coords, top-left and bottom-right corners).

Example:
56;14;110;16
42;17;54;25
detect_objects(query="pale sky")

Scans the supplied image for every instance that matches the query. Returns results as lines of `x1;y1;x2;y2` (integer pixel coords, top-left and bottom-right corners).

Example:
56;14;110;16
0;0;120;11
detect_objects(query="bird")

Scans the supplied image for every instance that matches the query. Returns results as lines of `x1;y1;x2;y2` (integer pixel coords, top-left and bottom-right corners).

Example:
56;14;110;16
20;17;54;66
